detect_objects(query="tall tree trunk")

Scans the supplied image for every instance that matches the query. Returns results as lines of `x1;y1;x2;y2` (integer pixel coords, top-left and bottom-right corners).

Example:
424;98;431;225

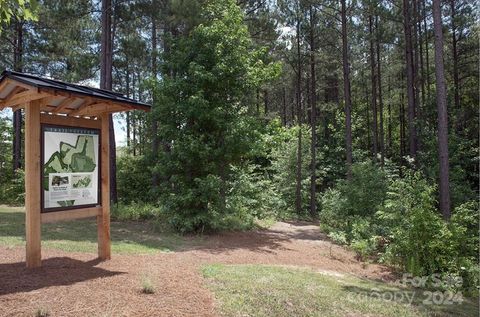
422;0;431;98
365;80;371;153
309;5;317;218
387;76;393;156
375;15;385;166
101;0;117;203
151;17;160;188
132;72;137;156
388;101;392;155
126;65;131;149
400;89;406;173
12;19;23;172
341;0;353;180
282;86;287;126
368;13;378;162
418;0;426;108
291;88;295;125
432;0;451;219
219;135;226;212
256;89;260;115
295;17;303;215
413;0;421;155
402;0;418;161
264;90;269;115
450;0;460;125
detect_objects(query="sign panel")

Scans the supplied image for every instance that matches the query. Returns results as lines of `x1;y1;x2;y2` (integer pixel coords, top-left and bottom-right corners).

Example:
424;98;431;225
41;125;100;212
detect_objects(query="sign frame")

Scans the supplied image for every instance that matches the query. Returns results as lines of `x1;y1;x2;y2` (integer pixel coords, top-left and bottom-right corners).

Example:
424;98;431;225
24;109;112;267
40;124;102;213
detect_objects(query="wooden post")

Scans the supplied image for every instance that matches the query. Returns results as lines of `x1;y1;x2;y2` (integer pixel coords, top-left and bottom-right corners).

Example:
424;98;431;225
25;100;41;268
98;113;111;259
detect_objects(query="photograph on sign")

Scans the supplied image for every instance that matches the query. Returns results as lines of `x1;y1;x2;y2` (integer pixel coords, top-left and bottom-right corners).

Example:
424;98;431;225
42;125;100;212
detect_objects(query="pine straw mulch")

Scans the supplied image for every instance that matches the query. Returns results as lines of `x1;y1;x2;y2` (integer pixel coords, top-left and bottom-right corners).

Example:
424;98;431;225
0;221;393;317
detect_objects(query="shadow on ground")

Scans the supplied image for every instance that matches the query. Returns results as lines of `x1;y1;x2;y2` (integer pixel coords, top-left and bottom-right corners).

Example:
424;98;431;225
176;220;327;254
0;257;124;296
0;211;183;253
0;209;332;256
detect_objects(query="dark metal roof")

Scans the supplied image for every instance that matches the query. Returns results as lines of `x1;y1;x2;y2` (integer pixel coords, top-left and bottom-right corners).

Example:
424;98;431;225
0;70;151;110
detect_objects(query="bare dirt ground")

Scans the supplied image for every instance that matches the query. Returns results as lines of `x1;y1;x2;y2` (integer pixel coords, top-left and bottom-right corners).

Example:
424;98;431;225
0;221;393;317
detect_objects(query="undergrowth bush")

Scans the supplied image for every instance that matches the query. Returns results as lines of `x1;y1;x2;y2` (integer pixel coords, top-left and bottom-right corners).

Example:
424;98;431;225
377;173;454;275
320;167;479;293
335;161;387;217
117;155;152;204
0;169;25;205
270;125;311;219
111;202;163;221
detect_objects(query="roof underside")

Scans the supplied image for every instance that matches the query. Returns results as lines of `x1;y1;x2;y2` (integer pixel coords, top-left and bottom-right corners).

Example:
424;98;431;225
0;71;150;118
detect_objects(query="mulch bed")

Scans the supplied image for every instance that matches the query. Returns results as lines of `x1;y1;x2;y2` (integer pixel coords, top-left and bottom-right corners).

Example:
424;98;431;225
0;222;393;317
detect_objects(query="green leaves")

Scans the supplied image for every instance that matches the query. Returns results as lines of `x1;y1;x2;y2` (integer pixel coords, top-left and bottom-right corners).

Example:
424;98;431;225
150;0;279;233
0;0;38;28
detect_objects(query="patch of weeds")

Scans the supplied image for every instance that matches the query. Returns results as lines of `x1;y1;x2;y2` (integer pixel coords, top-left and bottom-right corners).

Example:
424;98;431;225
34;308;50;317
255;217;277;229
141;275;156;294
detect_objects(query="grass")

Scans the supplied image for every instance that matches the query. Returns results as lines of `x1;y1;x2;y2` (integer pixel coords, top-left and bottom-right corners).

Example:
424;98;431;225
202;264;479;317
0;205;185;254
140;274;156;294
34;308;50;317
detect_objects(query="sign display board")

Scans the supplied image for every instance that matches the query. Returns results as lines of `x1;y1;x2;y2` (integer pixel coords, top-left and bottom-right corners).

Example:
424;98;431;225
41;125;100;212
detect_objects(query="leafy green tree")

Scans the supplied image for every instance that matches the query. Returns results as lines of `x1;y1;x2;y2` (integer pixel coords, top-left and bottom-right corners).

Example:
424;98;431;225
152;0;279;232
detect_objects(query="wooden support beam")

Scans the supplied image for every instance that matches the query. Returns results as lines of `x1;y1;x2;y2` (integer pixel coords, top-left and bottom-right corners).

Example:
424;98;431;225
25;99;42;268
40;113;101;129
0;86;25;101
14;91;60;112
5;78;35;90
41;206;101;223
51;97;77;114
0;89;50;108
0;79;11;93
67;99;98;117
98;113;111;260
0;78;32;93
0;84;23;111
79;104;129;117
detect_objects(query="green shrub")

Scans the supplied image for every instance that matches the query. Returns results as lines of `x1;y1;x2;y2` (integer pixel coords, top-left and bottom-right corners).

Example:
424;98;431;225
351;239;373;261
377;172;453;275
320;167;479;293
336;161;387;217
0;169;25;205
350;216;374;241
319;188;348;232
227;165;283;220
111;202;163;221
319;161;387;242
377;173;479;293
270;125;311;218
327;231;348;245
449;201;480;294
117;155;152;204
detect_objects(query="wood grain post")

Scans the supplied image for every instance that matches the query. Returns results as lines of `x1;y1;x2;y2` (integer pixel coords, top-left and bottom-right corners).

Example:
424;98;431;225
98;113;111;259
25;100;42;268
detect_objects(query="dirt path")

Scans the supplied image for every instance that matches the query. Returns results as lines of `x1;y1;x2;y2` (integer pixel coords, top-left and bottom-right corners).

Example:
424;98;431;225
0;221;392;317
